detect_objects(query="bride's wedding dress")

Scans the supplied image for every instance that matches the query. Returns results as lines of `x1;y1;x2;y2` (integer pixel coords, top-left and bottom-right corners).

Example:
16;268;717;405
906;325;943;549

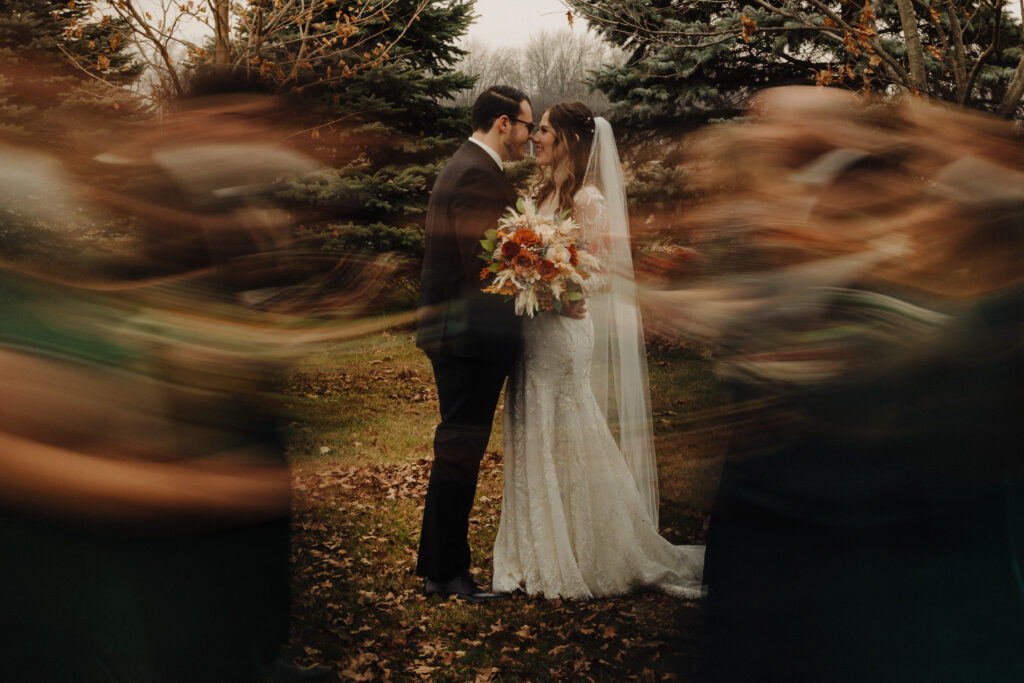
491;180;704;599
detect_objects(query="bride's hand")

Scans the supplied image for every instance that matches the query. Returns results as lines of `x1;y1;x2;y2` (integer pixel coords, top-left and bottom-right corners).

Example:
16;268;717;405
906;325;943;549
560;298;587;319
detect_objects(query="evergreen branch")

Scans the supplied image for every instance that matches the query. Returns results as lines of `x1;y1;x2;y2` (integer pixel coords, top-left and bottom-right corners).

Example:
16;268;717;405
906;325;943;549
283;111;364;138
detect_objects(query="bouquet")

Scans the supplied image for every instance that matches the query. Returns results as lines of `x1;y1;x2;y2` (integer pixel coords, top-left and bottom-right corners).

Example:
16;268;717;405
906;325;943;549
479;198;600;317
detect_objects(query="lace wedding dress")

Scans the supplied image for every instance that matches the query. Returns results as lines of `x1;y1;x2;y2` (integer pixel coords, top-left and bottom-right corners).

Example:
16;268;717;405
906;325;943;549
491;183;704;599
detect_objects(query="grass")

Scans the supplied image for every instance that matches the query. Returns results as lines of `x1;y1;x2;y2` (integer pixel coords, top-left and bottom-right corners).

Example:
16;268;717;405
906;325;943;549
283;329;444;470
280;319;729;681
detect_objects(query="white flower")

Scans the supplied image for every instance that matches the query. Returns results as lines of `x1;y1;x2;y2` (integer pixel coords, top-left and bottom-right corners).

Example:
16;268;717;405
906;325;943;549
536;223;556;243
519;197;539;217
549;277;565;301
514;287;539;317
578;250;601;271
547;244;572;266
551;218;580;246
486;269;520;293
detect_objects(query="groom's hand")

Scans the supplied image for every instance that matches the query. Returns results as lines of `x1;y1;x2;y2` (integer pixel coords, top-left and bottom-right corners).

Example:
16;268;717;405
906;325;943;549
560;298;587;319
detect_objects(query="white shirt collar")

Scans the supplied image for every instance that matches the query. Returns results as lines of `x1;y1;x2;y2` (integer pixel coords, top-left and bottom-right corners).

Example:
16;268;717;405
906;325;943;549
468;137;504;170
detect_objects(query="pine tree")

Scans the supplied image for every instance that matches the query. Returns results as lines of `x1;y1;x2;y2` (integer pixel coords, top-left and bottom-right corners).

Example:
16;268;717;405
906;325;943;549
567;0;1024;141
241;0;477;266
0;0;142;144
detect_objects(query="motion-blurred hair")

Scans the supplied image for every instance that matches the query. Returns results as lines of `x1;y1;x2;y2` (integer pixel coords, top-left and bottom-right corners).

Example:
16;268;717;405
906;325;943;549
682;87;1024;297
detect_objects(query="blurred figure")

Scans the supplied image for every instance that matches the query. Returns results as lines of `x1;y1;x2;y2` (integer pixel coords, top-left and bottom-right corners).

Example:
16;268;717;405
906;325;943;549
645;87;1024;681
0;74;363;682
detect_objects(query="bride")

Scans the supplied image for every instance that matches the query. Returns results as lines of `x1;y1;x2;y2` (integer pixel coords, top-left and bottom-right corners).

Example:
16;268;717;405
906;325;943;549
491;101;704;599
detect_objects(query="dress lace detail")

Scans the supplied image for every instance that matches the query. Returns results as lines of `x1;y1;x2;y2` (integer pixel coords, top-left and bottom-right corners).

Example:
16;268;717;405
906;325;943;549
573;186;610;296
492;187;704;599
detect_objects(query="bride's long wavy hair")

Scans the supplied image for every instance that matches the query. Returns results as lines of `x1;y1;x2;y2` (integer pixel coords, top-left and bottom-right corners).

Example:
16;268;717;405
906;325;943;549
532;101;596;217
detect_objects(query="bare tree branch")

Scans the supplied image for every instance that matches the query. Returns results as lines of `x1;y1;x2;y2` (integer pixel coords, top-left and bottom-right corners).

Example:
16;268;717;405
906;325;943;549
117;0;186;96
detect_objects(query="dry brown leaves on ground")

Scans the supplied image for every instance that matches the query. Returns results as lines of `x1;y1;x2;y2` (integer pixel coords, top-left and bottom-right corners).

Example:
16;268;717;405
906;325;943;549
284;452;702;682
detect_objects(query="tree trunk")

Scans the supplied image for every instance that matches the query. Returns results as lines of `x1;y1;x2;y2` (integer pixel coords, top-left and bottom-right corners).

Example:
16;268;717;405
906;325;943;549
999;52;1024;116
894;0;926;90
945;0;969;102
214;0;231;65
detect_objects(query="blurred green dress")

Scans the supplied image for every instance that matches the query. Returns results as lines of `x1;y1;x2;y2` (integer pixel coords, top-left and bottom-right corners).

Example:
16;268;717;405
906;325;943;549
0;271;291;683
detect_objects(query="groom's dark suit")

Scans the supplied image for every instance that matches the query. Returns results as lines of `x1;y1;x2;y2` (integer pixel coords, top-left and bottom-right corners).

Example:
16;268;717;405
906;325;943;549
416;140;521;581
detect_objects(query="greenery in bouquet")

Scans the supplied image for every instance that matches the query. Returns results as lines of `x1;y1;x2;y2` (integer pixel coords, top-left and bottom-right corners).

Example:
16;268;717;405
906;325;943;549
479;198;600;317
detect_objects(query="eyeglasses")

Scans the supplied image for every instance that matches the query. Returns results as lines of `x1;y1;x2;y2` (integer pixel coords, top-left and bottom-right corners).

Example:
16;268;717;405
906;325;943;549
509;117;535;135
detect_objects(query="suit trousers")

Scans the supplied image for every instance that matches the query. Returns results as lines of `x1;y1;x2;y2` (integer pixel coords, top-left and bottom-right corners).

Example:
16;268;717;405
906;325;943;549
417;353;513;580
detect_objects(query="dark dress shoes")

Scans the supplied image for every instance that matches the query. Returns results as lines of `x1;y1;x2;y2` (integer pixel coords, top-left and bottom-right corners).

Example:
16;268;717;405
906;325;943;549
424;572;509;602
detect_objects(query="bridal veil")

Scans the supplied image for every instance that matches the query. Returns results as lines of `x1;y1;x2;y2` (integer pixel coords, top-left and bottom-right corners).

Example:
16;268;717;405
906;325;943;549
583;117;661;526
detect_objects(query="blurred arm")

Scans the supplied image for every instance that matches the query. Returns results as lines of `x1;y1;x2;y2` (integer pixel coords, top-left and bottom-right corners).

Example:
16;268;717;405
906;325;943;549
0;430;290;523
0;349;290;525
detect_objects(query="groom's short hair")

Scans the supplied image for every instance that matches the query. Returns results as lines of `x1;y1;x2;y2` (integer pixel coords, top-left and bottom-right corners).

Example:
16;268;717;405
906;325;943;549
471;85;530;133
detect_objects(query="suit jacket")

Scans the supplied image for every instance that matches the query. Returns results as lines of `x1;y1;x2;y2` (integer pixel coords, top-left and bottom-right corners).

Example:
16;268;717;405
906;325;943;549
416;141;521;358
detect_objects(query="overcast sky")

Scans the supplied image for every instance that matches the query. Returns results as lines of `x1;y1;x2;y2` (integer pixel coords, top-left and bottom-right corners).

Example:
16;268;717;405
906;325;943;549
463;0;581;47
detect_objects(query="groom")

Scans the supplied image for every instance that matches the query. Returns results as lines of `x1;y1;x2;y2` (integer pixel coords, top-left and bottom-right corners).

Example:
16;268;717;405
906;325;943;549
415;85;533;601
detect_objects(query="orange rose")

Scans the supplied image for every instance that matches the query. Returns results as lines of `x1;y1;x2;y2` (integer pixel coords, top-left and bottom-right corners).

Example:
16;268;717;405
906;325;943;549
513;250;539;274
501;240;521;259
568;244;580;267
514;228;541;248
537;259;557;281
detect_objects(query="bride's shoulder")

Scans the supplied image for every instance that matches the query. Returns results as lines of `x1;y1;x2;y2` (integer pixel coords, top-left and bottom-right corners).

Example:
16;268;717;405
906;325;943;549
571;185;610;230
573;184;605;204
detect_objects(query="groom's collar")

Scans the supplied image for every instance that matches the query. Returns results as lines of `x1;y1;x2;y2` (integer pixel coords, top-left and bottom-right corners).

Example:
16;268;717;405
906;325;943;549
468;137;503;170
